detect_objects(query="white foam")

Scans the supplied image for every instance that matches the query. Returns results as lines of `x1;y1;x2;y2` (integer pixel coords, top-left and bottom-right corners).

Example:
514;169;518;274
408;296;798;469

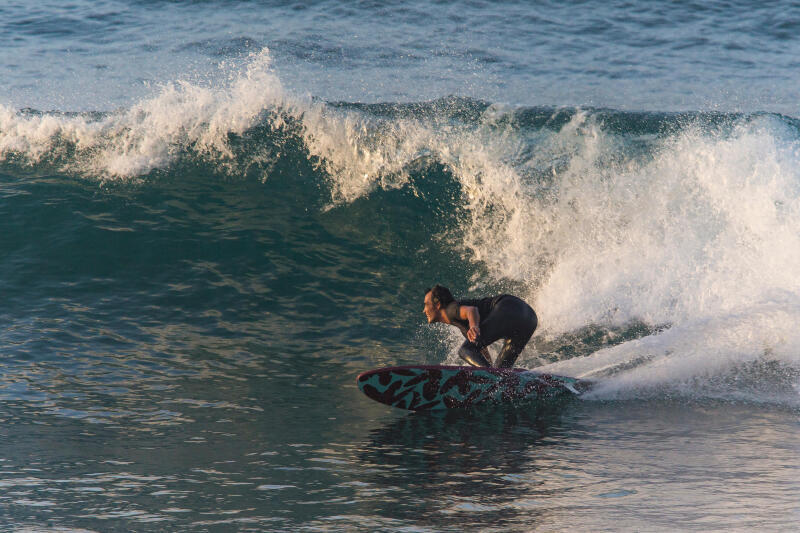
456;112;800;404
532;115;800;331
0;49;300;180
537;300;800;404
0;48;438;195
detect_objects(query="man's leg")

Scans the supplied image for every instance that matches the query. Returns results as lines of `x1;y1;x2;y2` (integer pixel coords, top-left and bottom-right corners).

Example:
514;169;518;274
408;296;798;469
490;299;538;368
458;340;492;367
494;338;526;368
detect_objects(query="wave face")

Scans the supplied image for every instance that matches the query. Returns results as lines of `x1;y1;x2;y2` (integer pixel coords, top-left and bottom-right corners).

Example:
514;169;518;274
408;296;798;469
1;52;799;408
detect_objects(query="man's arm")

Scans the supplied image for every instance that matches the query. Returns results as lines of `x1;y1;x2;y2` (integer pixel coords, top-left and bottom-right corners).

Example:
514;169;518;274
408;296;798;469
458;305;481;343
456;305;493;365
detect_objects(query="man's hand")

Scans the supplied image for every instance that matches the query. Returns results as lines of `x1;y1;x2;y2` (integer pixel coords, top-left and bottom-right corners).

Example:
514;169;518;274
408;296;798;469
459;305;481;343
467;325;480;343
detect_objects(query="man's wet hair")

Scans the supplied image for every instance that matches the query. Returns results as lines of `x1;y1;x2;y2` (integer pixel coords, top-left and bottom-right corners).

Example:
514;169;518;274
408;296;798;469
425;284;454;307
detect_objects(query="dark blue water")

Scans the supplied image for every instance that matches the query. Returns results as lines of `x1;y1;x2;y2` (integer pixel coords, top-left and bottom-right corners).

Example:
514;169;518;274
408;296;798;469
1;1;799;530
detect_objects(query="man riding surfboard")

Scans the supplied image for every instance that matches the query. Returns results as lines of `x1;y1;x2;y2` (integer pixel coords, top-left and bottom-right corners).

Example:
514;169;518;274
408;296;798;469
423;284;538;368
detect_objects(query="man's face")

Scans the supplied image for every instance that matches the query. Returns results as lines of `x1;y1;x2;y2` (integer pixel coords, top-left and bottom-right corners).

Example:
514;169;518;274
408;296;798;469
423;291;438;323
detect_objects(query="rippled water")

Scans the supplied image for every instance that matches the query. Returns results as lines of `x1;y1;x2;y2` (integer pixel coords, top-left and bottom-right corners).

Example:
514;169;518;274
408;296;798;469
1;164;798;530
3;396;797;530
3;0;800;112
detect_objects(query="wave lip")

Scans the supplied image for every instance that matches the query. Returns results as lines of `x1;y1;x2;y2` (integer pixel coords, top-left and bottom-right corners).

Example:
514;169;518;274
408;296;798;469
0;49;303;180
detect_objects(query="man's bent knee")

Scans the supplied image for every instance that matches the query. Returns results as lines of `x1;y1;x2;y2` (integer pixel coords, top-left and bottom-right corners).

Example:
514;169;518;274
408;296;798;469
458;342;491;367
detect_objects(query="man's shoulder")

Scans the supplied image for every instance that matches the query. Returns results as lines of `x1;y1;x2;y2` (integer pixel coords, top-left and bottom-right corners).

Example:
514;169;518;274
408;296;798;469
444;301;462;320
459;296;498;308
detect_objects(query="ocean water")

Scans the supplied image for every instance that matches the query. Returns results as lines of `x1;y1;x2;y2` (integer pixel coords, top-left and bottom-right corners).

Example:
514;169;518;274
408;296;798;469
1;1;799;531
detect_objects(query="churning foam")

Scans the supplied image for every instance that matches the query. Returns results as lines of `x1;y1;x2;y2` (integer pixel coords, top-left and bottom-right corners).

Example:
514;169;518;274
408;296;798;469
0;48;440;198
0;50;306;178
538;301;800;404
474;112;800;403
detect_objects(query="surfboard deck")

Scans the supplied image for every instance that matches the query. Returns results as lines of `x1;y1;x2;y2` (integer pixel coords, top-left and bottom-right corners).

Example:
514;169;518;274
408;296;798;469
357;365;592;411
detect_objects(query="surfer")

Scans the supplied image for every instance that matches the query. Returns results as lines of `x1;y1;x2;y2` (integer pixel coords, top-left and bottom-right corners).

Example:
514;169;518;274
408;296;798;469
423;284;538;368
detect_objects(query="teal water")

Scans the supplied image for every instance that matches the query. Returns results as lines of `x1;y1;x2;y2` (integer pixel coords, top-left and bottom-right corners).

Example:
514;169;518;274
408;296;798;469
2;1;800;530
2;103;799;530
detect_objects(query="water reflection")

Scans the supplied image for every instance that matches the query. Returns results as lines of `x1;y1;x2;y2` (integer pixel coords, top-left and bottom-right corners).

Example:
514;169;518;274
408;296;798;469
354;401;574;529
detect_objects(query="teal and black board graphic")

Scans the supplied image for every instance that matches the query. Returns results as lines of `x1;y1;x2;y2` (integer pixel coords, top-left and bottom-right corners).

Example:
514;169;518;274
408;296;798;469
357;365;592;411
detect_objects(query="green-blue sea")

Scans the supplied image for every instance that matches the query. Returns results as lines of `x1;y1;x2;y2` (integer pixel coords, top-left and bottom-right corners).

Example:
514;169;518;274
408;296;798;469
1;1;799;530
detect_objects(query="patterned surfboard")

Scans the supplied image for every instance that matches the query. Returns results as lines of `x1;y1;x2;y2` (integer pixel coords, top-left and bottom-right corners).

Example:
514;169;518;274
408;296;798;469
356;365;591;411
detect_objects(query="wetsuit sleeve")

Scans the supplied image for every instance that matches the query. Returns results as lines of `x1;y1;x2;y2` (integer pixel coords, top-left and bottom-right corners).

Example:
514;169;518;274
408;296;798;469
445;302;469;337
444;302;461;323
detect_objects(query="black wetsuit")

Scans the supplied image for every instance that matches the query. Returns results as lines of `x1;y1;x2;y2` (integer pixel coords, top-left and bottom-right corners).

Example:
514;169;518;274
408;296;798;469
444;294;538;368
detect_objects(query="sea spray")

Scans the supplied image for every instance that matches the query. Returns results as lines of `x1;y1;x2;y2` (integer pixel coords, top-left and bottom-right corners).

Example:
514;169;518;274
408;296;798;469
0;50;300;179
529;116;800;403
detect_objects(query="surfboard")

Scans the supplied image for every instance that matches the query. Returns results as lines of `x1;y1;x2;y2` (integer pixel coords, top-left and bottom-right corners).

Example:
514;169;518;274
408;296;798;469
356;365;591;411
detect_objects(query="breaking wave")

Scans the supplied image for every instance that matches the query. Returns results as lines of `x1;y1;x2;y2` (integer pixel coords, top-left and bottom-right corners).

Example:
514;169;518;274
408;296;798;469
2;49;799;406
